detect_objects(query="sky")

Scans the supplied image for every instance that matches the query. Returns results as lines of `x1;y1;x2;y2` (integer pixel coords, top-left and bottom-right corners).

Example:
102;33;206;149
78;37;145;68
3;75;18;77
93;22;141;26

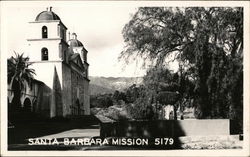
1;1;247;77
1;1;150;77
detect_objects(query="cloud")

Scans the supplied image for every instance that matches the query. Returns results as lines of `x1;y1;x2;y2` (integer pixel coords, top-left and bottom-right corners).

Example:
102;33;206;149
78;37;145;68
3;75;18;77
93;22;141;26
3;2;141;77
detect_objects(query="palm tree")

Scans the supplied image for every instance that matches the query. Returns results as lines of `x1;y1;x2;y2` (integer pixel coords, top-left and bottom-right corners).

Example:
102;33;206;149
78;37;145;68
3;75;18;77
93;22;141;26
8;52;36;111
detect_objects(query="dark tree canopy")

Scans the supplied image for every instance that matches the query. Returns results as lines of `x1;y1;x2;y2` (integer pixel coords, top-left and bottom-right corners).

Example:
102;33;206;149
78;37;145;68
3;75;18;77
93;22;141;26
8;53;36;110
121;7;242;65
121;7;243;121
8;53;36;91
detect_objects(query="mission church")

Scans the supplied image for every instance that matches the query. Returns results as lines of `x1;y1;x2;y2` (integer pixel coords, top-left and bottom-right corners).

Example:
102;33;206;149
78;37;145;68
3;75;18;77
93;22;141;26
8;7;90;118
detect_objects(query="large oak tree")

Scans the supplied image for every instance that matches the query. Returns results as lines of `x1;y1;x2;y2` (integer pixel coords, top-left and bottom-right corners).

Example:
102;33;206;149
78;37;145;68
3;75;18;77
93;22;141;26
120;7;243;121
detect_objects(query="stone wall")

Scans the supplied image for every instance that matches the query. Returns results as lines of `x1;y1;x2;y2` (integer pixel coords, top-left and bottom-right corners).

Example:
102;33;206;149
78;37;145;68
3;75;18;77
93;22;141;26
100;119;231;138
36;83;51;117
71;70;78;115
52;66;63;117
83;79;90;115
62;63;72;116
71;70;85;115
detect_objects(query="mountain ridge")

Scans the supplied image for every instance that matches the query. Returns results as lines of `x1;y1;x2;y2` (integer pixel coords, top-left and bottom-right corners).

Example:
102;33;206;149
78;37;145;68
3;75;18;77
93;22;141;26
89;76;143;95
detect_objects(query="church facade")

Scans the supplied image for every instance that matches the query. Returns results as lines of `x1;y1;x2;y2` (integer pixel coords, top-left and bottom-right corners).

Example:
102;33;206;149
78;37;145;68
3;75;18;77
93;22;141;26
8;7;90;118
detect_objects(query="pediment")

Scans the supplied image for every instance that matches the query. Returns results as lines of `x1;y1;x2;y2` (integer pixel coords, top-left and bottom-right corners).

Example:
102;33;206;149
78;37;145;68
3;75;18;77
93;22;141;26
70;53;84;70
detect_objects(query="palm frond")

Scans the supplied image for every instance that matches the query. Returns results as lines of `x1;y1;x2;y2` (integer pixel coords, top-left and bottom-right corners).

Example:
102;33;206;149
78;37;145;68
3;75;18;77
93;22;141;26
7;52;36;91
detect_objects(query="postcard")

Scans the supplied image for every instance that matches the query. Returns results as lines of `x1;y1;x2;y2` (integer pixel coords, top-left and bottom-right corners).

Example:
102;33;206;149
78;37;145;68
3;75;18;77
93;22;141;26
1;1;249;156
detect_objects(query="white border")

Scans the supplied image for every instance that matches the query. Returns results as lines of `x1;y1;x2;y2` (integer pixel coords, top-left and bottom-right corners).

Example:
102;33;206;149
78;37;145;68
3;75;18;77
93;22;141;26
1;1;250;156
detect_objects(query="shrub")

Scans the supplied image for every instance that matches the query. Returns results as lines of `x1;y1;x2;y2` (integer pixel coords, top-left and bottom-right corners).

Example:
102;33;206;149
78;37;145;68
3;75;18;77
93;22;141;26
126;97;154;120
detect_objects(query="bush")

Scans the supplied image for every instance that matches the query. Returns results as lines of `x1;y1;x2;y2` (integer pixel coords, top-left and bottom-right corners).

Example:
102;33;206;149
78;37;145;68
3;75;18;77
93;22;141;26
156;91;180;105
96;105;129;121
90;94;113;108
126;98;154;120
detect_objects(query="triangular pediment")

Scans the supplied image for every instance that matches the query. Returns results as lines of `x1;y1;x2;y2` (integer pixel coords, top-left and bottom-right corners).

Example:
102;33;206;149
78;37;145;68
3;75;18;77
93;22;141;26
69;53;84;70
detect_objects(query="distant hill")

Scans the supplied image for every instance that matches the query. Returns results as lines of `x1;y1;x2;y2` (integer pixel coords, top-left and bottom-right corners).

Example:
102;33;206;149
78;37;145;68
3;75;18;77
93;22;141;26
89;76;143;95
89;84;115;95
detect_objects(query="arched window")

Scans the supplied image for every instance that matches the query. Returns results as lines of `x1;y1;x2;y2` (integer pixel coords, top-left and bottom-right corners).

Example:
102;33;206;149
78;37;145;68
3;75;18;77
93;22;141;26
41;48;48;60
42;26;48;38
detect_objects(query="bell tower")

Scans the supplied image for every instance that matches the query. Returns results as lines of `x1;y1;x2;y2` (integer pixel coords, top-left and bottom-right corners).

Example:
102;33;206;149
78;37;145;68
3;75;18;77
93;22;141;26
23;7;90;118
27;7;68;62
26;7;69;117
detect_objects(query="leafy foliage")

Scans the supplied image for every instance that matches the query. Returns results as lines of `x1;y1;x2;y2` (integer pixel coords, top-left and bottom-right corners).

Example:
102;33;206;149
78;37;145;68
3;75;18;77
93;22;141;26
8;52;35;91
125;84;145;103
121;7;243;122
90;94;113;108
113;90;127;103
126;97;154;120
8;53;36;109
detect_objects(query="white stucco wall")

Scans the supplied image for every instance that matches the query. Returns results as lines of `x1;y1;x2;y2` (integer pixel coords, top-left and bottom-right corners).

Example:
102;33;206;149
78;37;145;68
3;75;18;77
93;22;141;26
30;62;63;118
30;62;62;89
28;21;61;39
7;80;40;109
27;40;62;62
62;63;72;116
23;18;89;117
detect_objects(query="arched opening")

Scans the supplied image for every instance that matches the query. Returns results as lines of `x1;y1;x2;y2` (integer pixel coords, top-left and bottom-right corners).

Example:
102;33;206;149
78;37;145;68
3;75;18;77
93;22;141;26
41;48;48;60
23;98;32;113
42;26;48;38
